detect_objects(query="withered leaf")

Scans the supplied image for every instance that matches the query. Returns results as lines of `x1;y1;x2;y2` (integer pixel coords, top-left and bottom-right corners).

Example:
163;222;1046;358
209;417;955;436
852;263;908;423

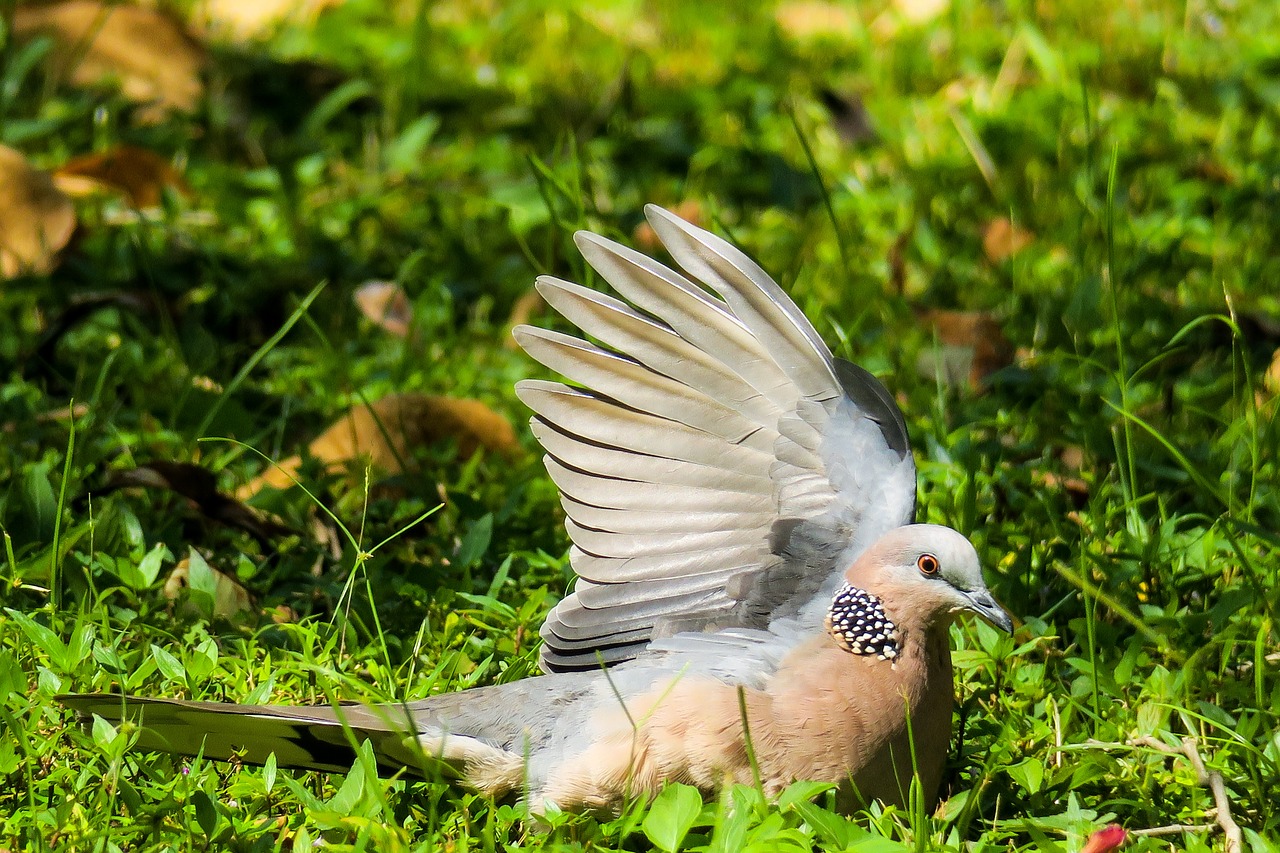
353;281;412;338
55;145;190;208
982;217;1034;263
99;461;293;548
0;146;77;279
774;2;859;42
1257;348;1280;409
241;393;521;497
163;553;253;620
195;0;343;41
634;200;705;252
13;2;207;119
504;288;547;349
916;309;1014;389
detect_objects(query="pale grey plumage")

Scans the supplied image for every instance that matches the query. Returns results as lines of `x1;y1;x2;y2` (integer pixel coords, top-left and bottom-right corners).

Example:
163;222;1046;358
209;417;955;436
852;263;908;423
59;205;1013;813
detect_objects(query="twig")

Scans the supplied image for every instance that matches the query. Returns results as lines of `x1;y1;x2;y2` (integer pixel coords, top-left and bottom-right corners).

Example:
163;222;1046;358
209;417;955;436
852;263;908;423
1130;823;1216;837
1129;736;1243;853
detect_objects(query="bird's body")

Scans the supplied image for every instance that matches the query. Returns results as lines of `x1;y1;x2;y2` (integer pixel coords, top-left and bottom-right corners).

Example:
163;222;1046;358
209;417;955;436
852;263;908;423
61;205;1012;812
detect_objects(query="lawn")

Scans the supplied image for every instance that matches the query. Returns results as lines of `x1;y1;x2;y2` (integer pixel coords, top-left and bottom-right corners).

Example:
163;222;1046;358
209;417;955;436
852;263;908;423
1;0;1278;850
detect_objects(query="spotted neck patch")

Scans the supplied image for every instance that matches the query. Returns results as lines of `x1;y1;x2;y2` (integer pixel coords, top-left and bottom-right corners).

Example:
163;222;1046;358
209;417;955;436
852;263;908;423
825;583;900;661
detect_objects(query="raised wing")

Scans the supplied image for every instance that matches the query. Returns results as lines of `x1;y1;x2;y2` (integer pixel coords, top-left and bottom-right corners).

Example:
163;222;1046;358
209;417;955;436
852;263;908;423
516;205;915;672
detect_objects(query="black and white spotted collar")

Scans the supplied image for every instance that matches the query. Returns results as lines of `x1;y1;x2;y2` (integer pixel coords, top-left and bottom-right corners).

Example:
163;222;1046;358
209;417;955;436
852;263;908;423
824;583;900;661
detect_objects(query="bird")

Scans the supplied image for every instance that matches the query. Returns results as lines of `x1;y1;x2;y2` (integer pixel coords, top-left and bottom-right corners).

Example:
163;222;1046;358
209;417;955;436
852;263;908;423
60;204;1013;813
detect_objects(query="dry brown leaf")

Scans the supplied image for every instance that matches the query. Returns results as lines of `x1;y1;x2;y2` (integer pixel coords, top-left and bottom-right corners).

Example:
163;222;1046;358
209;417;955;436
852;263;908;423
1267;348;1280;395
13;2;207;119
982;217;1034;263
503;288;547;349
241;393;520;497
916;309;1014;388
893;0;950;25
774;2;859;41
54;145;190;208
100;461;293;548
1059;444;1085;472
1033;445;1089;506
870;0;950;39
194;0;343;41
267;604;297;624
0;146;76;279
163;556;253;619
353;280;412;338
634;200;705;252
578;5;659;49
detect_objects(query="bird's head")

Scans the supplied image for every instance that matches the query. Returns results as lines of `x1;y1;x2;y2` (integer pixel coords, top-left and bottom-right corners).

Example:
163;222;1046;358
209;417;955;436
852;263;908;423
825;524;1013;657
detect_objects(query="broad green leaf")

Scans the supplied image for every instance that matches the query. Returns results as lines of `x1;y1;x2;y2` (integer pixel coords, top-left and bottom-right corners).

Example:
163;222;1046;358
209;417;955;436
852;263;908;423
91;714;122;754
643;783;704;852
5;609;70;672
132;543;169;588
454;513;493;569
150;644;186;683
191;790;218;837
185;638;218;681
263;753;277;796
1008;757;1045;794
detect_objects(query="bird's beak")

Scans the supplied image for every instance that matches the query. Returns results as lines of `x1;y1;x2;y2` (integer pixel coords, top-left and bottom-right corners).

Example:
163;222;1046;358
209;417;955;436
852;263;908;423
962;589;1015;633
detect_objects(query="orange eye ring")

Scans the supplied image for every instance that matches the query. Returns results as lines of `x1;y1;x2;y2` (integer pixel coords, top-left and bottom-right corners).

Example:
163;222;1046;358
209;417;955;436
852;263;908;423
917;554;940;575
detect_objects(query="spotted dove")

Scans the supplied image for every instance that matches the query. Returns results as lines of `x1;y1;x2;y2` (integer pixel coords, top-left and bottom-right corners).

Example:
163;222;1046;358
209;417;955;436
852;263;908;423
60;205;1013;812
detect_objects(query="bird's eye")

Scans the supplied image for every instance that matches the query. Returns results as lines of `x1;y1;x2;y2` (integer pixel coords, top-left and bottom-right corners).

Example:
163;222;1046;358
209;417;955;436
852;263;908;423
917;554;940;575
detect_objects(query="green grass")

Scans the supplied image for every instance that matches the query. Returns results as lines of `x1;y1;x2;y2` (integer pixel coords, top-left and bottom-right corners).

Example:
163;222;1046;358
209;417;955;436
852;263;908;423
2;0;1279;849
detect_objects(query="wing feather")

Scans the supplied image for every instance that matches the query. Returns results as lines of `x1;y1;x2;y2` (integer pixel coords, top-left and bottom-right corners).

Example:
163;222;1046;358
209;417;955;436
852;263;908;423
518;206;917;672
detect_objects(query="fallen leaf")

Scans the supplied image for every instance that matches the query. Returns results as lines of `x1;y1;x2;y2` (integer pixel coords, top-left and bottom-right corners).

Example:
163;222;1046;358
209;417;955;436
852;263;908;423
1080;825;1127;853
503;288;547;349
578;5;659;49
774;2;859;42
870;0;950;39
1033;447;1089;506
634;200;704;252
267;604;297;624
54;145;190;208
353;281;412;338
916;309;1014;389
163;555;253;619
13;2;207;119
893;0;950;25
982;217;1034;263
241;393;521;497
97;461;293;548
194;0;343;41
0;146;77;279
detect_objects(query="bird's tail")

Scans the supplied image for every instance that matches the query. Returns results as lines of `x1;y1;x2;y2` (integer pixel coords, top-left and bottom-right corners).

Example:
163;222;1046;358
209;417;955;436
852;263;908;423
57;694;443;777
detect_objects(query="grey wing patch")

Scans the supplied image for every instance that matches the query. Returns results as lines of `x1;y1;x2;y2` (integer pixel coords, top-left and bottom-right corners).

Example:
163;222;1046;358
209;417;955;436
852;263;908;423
727;364;917;630
832;358;910;461
402;672;600;755
637;627;797;689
